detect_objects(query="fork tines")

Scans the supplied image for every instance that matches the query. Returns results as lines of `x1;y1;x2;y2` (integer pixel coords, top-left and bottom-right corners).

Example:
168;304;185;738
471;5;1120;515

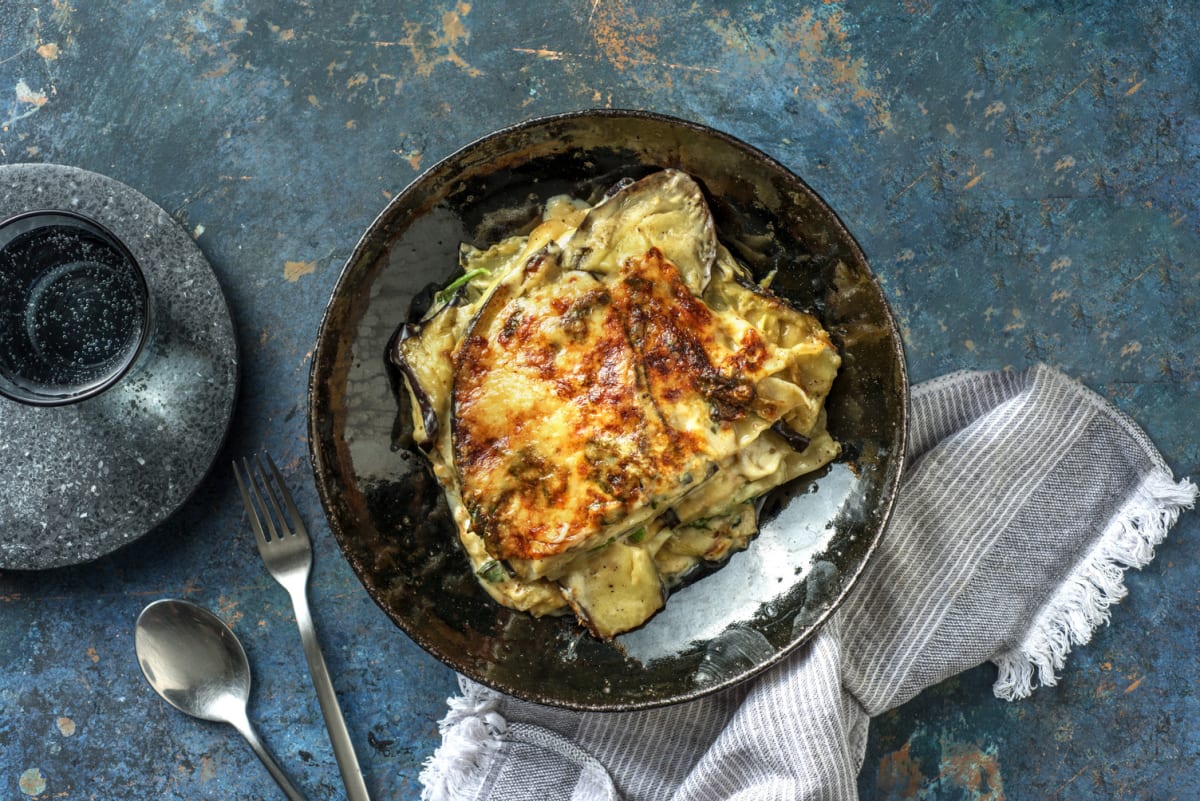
232;454;309;545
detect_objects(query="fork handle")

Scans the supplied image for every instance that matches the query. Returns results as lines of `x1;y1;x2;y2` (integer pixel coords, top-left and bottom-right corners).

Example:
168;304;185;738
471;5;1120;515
287;585;372;801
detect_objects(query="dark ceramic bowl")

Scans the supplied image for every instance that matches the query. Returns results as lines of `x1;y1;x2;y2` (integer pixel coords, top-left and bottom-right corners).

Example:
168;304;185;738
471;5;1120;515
308;110;907;711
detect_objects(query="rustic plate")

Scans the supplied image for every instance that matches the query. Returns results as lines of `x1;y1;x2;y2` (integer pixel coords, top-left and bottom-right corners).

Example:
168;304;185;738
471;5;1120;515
0;164;238;570
308;110;907;711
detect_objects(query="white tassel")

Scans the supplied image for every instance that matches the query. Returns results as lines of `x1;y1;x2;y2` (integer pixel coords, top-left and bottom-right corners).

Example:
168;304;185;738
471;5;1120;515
420;681;509;801
993;470;1197;700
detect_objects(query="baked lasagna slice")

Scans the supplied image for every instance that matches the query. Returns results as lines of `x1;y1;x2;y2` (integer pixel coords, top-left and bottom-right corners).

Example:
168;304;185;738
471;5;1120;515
390;169;841;639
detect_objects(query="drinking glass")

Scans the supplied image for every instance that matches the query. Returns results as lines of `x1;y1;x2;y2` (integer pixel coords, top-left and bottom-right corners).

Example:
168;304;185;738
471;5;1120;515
0;210;150;405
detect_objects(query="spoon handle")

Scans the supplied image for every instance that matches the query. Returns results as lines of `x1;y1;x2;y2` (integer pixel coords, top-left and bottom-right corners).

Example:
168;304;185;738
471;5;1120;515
287;582;372;801
228;709;309;801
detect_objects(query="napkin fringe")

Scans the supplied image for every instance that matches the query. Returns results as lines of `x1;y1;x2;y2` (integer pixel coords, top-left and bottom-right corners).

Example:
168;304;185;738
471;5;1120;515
992;469;1197;701
420;681;507;801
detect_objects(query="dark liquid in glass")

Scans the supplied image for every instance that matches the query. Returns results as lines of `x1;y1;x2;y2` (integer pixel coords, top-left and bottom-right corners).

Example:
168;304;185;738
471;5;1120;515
0;212;148;404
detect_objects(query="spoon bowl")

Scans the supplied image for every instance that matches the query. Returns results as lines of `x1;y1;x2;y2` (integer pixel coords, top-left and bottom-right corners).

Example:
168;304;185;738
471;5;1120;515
135;598;250;721
135;599;308;801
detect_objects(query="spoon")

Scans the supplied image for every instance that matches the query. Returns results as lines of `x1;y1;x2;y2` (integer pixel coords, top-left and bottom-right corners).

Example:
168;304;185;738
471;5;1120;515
135;598;308;801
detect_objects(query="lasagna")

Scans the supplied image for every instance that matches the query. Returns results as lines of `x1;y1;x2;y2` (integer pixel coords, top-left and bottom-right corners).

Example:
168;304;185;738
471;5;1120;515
389;169;841;639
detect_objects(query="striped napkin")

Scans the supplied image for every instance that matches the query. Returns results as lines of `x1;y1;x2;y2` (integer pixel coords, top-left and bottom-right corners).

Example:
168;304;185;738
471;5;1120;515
420;363;1196;801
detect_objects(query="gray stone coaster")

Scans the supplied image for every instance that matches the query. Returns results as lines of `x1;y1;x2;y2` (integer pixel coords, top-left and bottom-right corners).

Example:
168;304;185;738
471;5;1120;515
0;164;238;570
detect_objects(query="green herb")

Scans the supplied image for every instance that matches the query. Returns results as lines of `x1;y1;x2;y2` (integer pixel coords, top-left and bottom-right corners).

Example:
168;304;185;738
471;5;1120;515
589;535;617;552
476;559;506;583
627;526;647;544
435;267;491;305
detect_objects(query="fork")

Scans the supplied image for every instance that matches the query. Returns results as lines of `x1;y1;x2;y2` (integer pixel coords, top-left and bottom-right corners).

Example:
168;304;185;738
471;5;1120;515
233;454;371;801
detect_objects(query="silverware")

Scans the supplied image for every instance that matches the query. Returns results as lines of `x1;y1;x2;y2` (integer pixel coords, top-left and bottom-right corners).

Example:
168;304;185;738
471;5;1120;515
135;598;309;801
234;454;371;801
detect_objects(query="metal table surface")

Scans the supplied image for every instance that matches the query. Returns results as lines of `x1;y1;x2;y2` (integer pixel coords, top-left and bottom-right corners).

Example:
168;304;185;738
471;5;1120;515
1;2;1196;799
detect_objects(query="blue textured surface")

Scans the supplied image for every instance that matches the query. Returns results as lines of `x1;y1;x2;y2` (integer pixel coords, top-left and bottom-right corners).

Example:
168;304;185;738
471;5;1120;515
0;2;1196;799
